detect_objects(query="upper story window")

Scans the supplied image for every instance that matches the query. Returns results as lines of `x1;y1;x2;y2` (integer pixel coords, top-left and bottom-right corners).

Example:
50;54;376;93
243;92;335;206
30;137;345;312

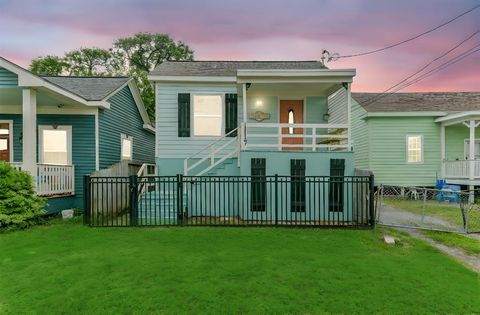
193;95;222;137
39;125;72;165
121;134;133;160
406;135;423;163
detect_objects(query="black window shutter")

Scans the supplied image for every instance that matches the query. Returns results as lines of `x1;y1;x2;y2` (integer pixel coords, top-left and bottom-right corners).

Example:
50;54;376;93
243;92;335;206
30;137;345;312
178;93;190;137
291;159;306;212
225;93;238;137
251;158;266;211
329;159;345;212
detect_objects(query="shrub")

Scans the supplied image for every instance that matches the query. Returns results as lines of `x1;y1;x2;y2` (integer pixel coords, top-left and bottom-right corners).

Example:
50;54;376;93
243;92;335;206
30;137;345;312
0;162;46;229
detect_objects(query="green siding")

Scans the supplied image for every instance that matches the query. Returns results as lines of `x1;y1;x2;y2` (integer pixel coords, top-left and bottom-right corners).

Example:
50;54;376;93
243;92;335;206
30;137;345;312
305;96;328;123
351;100;369;169
0;67;18;87
445;126;480;160
99;86;155;169
367;117;441;186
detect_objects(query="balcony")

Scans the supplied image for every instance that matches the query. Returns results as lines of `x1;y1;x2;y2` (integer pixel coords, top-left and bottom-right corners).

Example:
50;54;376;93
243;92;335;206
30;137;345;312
10;163;75;196
240;122;349;151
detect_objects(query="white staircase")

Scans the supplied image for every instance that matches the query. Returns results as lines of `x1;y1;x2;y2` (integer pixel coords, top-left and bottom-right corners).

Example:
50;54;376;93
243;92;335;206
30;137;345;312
184;128;240;176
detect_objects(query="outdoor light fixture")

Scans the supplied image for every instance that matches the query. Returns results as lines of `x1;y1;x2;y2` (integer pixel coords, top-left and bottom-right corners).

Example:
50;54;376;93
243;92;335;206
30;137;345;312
323;113;330;121
255;100;263;107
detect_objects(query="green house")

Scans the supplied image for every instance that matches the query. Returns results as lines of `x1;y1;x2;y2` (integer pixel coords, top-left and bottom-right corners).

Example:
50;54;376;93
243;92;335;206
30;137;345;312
0;56;155;213
351;92;480;189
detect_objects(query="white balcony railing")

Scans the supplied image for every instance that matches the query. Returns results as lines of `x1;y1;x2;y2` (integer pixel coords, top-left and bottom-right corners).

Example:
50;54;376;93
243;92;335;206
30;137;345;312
444;159;480;179
9;163;75;196
241;123;350;151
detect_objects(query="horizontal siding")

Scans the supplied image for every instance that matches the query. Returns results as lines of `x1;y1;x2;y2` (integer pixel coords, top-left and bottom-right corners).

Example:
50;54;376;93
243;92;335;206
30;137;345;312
0;67;18;87
156;83;240;158
368;117;440;186
100;86;155;169
37;115;96;206
445;125;480;160
327;87;347;124
351;100;369;169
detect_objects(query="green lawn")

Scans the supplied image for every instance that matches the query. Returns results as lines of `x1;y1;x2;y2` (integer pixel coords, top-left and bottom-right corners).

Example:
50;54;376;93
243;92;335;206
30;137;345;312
421;230;480;255
383;197;480;232
0;220;479;314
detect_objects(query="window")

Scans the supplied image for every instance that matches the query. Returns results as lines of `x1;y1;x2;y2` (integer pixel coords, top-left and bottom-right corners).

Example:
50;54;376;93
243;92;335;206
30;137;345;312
288;109;295;134
193;95;222;136
39;126;71;165
464;139;480;159
251;158;266;212
291;159;306;212
121;134;133;160
407;135;423;163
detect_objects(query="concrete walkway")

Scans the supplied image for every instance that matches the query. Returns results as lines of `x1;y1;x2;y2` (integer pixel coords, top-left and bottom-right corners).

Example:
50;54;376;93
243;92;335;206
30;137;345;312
396;227;480;273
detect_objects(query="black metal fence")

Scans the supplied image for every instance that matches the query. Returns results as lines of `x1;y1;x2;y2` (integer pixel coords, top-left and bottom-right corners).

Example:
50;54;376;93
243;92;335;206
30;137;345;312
84;175;375;228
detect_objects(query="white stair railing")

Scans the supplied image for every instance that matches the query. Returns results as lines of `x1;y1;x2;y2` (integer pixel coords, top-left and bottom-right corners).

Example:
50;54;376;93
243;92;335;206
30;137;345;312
184;128;239;176
137;163;157;197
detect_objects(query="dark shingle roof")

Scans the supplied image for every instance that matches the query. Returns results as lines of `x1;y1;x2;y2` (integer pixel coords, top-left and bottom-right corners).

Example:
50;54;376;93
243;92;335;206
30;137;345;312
150;61;327;76
42;76;130;101
353;92;480;113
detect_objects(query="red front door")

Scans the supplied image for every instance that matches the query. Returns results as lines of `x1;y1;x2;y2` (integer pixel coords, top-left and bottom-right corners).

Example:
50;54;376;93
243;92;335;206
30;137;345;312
280;100;304;151
0;123;11;162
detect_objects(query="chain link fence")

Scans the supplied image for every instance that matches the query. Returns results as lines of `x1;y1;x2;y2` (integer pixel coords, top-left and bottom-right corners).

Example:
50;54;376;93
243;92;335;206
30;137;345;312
377;185;480;234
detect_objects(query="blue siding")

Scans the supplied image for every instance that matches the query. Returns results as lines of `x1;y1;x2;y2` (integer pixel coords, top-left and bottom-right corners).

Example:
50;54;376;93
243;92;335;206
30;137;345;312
99;86;155;169
37;115;96;209
0;67;18;87
0;114;95;211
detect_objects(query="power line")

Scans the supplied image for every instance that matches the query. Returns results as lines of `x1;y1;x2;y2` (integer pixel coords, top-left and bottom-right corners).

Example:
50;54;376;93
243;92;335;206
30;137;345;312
334;4;480;59
359;43;480;107
359;30;479;106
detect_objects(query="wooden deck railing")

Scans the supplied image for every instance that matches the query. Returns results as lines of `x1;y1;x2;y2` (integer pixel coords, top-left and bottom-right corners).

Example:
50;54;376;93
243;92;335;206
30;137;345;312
444;159;480;179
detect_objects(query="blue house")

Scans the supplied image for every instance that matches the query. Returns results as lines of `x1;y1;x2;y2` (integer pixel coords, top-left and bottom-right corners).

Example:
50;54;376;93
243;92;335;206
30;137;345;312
0;56;155;213
143;61;367;224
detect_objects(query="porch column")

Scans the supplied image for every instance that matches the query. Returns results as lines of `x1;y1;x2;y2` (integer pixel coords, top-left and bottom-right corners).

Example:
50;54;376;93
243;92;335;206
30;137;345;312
22;88;37;176
242;83;247;123
468;119;475;202
440;124;445;178
346;82;352;150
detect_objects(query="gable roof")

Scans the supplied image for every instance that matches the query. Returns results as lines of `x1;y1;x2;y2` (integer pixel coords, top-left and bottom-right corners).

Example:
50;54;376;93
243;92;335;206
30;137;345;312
353;92;480;113
42;76;130;101
151;60;327;76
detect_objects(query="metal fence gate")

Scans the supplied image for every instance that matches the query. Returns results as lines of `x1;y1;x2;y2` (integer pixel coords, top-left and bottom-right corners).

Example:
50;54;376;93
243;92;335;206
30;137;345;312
377;185;480;234
84;175;375;228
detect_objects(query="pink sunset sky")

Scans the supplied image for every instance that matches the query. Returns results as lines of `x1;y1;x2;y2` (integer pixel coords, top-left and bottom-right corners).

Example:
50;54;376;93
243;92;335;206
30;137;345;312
0;0;478;92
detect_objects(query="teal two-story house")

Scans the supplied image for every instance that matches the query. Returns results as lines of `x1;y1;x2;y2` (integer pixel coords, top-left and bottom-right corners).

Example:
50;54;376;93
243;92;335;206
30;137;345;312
147;61;362;222
0;56;155;213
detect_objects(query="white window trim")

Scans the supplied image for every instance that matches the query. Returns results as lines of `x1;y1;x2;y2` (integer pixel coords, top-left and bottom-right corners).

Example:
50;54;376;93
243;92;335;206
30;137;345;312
190;93;225;138
406;134;424;164
121;133;133;160
0;120;14;162
38;125;72;165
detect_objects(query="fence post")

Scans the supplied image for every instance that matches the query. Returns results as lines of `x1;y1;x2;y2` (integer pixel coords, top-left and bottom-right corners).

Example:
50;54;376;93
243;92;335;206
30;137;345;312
129;175;138;226
274;174;279;225
369;174;375;228
83;175;91;226
177;174;184;225
421;188;427;225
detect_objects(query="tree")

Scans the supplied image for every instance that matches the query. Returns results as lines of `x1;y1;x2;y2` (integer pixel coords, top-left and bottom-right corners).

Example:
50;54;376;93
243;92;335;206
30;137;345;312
29;33;194;118
64;47;121;76
113;33;194;116
30;55;70;76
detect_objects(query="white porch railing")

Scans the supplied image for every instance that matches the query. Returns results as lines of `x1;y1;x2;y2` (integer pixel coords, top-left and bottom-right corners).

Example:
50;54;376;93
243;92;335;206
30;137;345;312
444;159;480;179
9;163;75;196
184;128;240;176
36;164;75;196
242;123;350;151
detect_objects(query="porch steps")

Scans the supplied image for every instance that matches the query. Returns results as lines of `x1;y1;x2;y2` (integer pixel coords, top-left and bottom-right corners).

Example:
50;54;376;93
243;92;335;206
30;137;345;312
205;159;234;176
137;191;187;224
